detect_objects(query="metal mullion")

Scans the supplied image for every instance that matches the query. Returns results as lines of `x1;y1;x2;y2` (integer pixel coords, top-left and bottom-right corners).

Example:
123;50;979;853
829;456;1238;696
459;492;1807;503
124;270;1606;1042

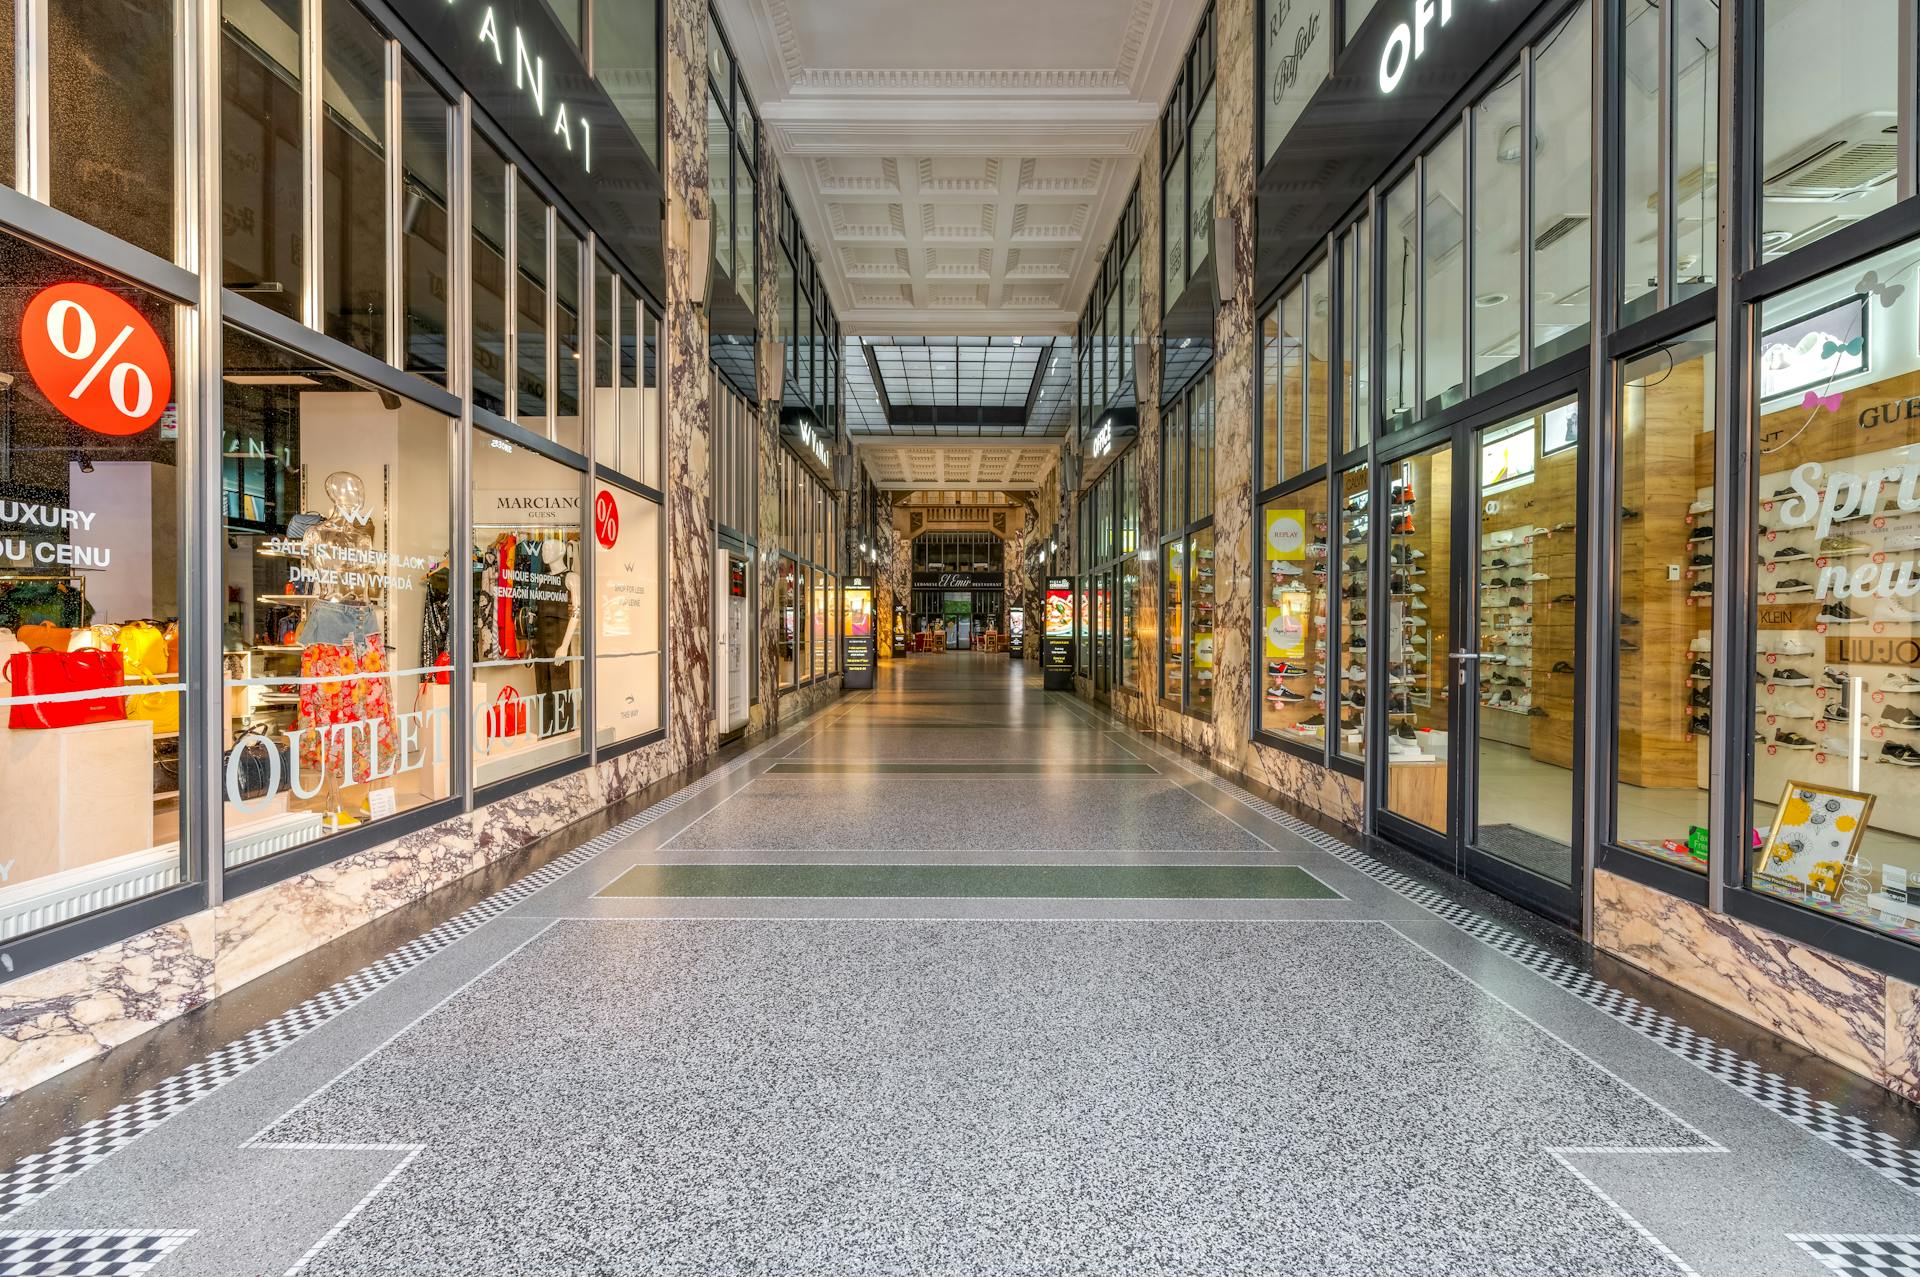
1901;0;1916;200
188;0;225;908
1460;106;1475;410
582;232;599;765
1709;0;1746;915
302;0;323;332
1413;154;1425;415
384;37;403;370
1657;0;1673;312
452;94;475;811
1581;0;1611;939
1519;48;1535;375
503;163;517;423
545;201;558;441
16;0;45;200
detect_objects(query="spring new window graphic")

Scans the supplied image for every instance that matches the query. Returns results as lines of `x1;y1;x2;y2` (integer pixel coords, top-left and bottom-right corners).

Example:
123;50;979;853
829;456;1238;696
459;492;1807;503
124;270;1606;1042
1263;502;1328;738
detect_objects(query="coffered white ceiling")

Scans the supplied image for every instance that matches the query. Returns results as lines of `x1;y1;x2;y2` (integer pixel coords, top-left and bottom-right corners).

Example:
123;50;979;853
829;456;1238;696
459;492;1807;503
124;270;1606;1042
860;439;1059;491
714;0;1205;335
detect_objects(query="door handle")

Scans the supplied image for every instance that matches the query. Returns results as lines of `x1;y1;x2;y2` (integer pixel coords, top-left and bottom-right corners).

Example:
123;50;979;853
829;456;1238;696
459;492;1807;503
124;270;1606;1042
1448;651;1507;662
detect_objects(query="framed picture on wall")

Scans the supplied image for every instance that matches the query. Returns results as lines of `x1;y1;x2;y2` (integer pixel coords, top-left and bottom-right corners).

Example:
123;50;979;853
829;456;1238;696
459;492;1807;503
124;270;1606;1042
1757;294;1868;403
1754;780;1875;901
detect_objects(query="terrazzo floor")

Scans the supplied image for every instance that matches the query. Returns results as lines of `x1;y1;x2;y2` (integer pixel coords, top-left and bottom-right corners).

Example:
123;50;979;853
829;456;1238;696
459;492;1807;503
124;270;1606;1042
1;655;1916;1275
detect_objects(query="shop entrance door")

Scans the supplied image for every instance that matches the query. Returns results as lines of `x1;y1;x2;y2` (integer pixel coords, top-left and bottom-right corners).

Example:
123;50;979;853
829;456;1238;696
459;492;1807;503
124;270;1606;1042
1376;388;1585;924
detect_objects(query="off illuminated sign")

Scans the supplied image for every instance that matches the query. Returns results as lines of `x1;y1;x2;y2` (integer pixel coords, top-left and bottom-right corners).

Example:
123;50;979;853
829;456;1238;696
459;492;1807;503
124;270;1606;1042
1379;0;1490;94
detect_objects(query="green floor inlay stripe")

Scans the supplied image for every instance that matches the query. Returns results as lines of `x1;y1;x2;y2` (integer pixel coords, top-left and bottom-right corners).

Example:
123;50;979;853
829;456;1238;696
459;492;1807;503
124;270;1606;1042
765;761;1156;775
597;864;1337;900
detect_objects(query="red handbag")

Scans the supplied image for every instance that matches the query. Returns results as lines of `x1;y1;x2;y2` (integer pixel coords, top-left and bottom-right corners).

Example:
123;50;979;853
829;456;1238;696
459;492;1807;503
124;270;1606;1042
486;685;527;739
433;651;451;686
5;648;128;729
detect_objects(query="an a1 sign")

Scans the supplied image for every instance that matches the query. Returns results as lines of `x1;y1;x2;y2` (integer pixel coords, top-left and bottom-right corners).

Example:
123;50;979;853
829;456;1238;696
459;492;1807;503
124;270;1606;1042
21;282;172;437
593;489;620;549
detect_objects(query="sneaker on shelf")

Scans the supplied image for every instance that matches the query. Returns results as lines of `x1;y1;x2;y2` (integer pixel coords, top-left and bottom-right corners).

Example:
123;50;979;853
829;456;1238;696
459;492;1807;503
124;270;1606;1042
1883;671;1920;693
1881;602;1920;623
1770;699;1816;718
1689;714;1711;735
1526;704;1547;717
1774;729;1817;749
1689;580;1714;596
1622;507;1642;521
1688;496;1714;515
1881;704;1920;729
1621;614;1641;626
1526;571;1550;582
1769;546;1810;563
1689;552;1714;568
1689;687;1712;708
1820;533;1872;555
1689;660;1712;679
1507;595;1527;608
1388;735;1422;759
1688;525;1715;542
1823;666;1849;688
1552;593;1575;604
1769;578;1815;594
1773;638;1814;656
1490;557;1510;568
1880;742;1920;766
1824;702;1852;723
1620;638;1641;652
1772;668;1813;685
1273;561;1304;577
1299;713;1327;728
1885;529;1920;552
1553;660;1576;674
1819;602;1866;624
1274;686;1309;703
1689;635;1712;653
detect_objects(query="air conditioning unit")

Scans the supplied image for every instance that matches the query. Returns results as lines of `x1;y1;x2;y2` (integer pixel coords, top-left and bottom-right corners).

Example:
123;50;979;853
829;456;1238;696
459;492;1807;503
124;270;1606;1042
1764;112;1898;200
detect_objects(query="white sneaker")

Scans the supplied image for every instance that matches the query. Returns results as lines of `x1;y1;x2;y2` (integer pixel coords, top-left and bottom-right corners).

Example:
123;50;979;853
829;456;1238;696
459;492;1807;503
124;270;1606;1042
1883;672;1920;693
1526;572;1550;581
1767;699;1816;718
1688;496;1713;515
1881;602;1920;623
1772;638;1814;657
1689;635;1712;653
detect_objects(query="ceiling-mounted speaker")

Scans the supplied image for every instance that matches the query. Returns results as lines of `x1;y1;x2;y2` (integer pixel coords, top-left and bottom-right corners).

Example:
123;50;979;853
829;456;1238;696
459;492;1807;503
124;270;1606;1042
685;214;712;308
1132;338;1152;382
1214;214;1237;300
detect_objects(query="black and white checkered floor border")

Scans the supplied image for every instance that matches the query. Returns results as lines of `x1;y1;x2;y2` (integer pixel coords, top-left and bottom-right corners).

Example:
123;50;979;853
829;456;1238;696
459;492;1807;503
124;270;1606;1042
1792;1235;1920;1275
0;760;745;1219
1172;755;1920;1197
0;1229;194;1276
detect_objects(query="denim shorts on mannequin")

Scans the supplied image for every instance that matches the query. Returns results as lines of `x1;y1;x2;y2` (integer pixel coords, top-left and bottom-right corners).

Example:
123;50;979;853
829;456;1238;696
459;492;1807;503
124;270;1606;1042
299;601;380;647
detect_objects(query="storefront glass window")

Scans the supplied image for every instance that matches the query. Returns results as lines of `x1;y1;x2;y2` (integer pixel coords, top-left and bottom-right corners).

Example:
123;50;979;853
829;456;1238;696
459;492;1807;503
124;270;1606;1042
592;0;658;164
321;0;387;358
593;482;662;746
1188;89;1216;282
798;565;813;679
1122;247;1140;393
1162;540;1184;702
1747;243;1920;941
50;0;171;259
709;90;733;281
1164;145;1187;301
554;224;583;452
1307;261;1329;469
1163;395;1186;529
1260;483;1328;741
1423;126;1465;414
515;179;549;428
1260;305;1282;490
219;325;453;862
777;558;795;686
736;164;757;314
1190;528;1215;715
1338;467;1369;761
1620;0;1661;323
0;236;186;935
471;432;583;787
1383;175;1417;429
1760;0;1899;264
1345;0;1378;40
1533;3;1591;361
1280;286;1302;478
222;0;304;318
1385;445;1451;830
471;140;509;415
401;62;452;386
1344;214;1372;452
1189;376;1214;521
1471;67;1523;395
1616;324;1714;867
814;575;828;679
1672;0;1718;298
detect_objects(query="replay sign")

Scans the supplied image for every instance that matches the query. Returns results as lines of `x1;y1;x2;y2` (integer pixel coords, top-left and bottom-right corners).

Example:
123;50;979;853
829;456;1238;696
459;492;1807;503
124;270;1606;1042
1378;0;1490;94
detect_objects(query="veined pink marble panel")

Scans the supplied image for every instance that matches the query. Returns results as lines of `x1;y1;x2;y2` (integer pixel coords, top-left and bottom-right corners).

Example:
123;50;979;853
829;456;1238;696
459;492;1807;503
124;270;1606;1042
1886;979;1920;1103
1595;870;1885;1081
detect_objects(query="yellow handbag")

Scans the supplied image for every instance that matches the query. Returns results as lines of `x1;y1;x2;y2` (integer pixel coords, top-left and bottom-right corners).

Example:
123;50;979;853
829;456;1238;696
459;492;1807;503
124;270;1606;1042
117;621;167;678
126;667;180;734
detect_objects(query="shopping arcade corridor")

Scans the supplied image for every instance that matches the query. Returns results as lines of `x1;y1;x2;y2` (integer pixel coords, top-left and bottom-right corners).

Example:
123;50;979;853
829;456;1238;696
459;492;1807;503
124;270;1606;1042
0;655;1917;1275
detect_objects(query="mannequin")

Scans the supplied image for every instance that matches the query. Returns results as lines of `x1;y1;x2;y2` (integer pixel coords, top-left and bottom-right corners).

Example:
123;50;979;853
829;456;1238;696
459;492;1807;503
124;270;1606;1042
295;470;397;824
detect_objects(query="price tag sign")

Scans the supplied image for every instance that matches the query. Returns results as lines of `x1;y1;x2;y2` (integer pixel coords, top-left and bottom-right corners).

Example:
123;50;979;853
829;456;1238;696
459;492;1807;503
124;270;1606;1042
593;489;620;549
21;282;171;436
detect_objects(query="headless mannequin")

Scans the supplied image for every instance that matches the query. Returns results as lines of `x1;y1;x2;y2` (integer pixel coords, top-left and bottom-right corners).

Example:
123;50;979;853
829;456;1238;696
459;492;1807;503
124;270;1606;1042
297;470;380;823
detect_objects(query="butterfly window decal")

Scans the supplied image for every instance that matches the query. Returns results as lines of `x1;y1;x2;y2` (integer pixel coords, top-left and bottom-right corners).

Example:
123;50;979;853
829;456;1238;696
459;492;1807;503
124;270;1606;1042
1858;270;1905;308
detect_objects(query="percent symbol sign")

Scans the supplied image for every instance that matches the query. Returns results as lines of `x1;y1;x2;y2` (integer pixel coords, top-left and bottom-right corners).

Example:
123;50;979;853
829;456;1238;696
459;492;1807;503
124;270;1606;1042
594;489;620;549
21;281;172;437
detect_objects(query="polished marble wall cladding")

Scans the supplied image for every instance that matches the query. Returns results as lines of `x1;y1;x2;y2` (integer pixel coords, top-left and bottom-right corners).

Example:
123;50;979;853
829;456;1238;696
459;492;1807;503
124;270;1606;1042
753;140;785;730
664;0;714;769
0;742;683;1101
1595;870;1920;1101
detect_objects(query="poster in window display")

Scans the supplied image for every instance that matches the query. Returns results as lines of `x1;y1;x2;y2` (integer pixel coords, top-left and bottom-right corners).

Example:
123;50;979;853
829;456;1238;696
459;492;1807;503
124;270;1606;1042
1758;294;1867;402
1755;781;1874;901
594;486;661;742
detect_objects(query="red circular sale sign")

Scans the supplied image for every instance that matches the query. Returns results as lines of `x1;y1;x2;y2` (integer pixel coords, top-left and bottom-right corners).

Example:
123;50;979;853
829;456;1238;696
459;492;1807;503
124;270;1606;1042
21;283;172;437
593;489;620;549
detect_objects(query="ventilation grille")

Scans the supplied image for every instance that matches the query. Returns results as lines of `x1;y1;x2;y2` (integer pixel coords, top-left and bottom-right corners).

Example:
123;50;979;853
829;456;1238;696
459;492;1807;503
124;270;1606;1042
1534;214;1589;251
1765;112;1899;198
0;853;183;942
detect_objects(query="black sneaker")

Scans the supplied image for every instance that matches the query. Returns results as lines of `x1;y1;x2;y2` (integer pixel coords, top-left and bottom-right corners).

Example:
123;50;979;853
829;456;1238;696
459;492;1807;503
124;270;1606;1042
1526;705;1547;717
1690;552;1714;568
1274;686;1308;702
1622;507;1642;520
1823;667;1847;688
1689;660;1712;679
1772;668;1812;684
1299;713;1326;727
1395;722;1416;742
1880;742;1920;766
1553;660;1575;673
1824;702;1851;723
1881;704;1920;728
1772;578;1813;592
1688;526;1713;542
1819;601;1865;624
1350;635;1366;651
1774;730;1816;749
1620;614;1640;626
1689;580;1713;596
1689;714;1711;735
1772;545;1809;561
1620;638;1640;652
1490;557;1509;568
1690;686;1711;708
1552;593;1575;604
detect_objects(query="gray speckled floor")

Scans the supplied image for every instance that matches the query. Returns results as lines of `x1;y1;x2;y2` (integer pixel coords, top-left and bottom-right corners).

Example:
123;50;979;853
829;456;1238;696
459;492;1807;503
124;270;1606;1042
5;654;1914;1276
